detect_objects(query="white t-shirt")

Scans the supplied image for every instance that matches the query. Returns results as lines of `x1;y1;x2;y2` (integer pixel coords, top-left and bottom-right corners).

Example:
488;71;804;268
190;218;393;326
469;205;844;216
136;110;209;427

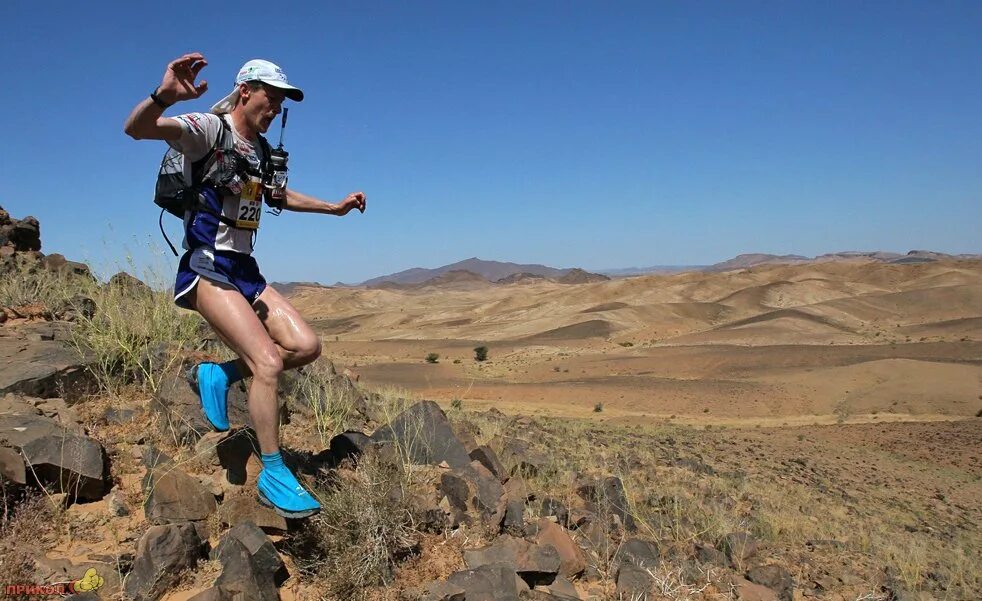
169;113;267;254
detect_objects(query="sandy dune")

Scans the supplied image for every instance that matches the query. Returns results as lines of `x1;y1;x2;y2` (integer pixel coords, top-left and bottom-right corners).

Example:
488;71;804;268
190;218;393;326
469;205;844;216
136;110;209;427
289;260;982;422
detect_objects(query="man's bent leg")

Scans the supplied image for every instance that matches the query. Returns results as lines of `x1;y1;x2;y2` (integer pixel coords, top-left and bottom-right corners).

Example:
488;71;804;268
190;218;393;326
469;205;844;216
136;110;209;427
192;278;320;517
191;278;284;454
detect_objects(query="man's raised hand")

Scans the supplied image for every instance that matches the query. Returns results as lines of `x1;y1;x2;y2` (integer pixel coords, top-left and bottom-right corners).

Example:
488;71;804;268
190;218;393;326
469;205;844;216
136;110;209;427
337;192;367;215
157;53;209;104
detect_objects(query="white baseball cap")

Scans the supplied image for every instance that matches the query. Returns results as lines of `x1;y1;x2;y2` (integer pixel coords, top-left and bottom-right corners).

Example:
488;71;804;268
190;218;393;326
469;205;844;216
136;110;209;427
210;59;304;114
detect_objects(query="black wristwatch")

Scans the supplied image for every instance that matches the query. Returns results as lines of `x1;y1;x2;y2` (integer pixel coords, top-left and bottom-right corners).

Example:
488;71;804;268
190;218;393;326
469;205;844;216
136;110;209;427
150;87;173;109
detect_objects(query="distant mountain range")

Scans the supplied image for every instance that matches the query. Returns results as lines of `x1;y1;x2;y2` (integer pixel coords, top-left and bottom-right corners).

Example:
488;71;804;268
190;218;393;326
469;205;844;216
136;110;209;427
360;257;581;287
273;251;982;292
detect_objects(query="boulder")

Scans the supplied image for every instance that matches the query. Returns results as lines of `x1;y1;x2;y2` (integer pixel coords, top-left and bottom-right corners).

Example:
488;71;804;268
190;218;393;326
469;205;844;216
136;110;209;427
464;535;561;587
501;498;526;536
746;565;794;601
614;538;660;573
447;563;520;601
0;409;107;499
495;436;550;477
0;335;93;399
328;430;373;463
533;575;581;599
721;532;759;565
534;518;587;579
213;522;288;587
469;445;506;481
213;538;280;601
124;523;205;601
731;577;780;601
371;401;471;468
421;580;466;601
575;475;636;531
142;463;217;524
615;563;654;599
219;494;288;534
539;497;569;528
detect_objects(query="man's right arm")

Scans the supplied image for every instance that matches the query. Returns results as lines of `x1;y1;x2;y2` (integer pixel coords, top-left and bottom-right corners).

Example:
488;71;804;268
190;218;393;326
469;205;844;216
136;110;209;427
123;53;210;141
123;96;182;141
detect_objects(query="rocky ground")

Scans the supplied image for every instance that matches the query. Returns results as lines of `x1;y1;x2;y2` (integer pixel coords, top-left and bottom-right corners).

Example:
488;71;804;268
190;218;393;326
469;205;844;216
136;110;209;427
1;206;978;601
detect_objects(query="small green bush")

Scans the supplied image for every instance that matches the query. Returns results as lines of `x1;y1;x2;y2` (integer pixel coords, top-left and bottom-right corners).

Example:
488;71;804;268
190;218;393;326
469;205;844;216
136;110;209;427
451;398;463;410
425;352;439;364
593;402;604;413
473;346;488;362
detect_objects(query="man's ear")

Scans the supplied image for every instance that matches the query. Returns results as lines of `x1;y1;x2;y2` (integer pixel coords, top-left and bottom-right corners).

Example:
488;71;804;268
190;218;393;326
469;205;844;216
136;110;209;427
238;82;252;103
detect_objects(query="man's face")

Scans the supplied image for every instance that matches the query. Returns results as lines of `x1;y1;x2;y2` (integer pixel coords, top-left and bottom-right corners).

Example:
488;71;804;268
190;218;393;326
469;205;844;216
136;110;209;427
239;82;286;134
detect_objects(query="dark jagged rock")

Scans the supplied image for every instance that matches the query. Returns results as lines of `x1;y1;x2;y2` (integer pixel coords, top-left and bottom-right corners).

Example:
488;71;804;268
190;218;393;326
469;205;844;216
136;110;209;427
213;522;288;587
213;538;279;601
124;523;205;601
534;519;587;579
108;271;151;295
721;532;759;565
539;497;569;528
328;430;373;462
747;564;794;601
421;580;466;601
575;475;636;531
0;407;107;500
496;436;550;477
447;563;520;601
142;463;217;524
371;400;471;468
463;535;561;587
0;335;93;399
501;498;526;536
615;538;660;573
219;494;288;534
470;445;506;481
615;563;654;599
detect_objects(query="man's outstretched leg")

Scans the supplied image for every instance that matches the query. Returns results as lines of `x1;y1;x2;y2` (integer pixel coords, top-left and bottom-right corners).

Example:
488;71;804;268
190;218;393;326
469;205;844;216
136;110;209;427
191;277;320;518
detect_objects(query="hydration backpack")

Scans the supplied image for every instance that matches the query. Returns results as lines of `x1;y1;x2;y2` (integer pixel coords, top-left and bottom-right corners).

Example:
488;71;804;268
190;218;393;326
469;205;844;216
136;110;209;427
153;115;271;255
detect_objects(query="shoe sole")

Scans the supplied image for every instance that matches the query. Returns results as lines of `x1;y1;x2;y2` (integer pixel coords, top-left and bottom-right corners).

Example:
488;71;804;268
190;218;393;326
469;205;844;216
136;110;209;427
257;489;320;519
185;364;229;432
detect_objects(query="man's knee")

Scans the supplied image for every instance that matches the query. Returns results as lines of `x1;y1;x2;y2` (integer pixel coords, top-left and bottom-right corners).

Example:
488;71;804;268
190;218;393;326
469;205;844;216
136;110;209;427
252;349;284;381
296;335;322;366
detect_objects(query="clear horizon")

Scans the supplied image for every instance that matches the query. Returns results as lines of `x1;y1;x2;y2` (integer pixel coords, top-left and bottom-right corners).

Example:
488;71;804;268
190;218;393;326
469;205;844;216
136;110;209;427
2;2;980;284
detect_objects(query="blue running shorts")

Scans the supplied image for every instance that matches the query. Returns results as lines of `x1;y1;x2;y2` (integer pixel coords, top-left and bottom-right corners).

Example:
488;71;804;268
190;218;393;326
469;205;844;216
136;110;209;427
174;247;267;309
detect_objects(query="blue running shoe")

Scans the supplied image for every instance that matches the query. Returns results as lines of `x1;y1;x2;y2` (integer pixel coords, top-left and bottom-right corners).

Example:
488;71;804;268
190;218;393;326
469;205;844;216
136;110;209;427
257;466;321;518
186;362;230;431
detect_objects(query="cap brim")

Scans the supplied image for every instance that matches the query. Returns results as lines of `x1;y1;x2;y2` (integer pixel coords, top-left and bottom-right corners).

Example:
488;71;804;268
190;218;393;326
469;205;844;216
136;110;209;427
262;79;304;102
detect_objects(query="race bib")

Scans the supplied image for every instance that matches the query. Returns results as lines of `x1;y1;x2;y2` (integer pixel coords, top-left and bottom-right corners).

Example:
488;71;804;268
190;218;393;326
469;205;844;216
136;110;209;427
235;177;262;230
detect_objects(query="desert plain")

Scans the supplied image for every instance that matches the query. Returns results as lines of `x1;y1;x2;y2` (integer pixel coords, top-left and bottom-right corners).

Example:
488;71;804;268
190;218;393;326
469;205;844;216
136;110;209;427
289;259;981;427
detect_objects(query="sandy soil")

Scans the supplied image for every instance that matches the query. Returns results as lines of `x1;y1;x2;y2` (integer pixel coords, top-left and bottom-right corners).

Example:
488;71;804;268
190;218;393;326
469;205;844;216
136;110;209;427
288;260;982;424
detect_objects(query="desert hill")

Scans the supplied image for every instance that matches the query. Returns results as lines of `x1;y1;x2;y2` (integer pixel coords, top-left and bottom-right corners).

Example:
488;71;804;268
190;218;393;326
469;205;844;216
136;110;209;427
288;259;982;421
360;257;576;287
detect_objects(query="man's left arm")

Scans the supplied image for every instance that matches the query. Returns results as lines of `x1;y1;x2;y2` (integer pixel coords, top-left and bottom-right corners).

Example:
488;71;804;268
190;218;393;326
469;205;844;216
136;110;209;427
281;189;366;215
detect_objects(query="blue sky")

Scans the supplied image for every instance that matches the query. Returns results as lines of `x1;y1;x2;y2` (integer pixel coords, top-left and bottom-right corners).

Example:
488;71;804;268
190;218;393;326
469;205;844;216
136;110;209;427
1;1;980;284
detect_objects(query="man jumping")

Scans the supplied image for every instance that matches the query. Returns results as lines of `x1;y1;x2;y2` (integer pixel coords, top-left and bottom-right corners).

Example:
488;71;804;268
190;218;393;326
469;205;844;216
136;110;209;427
124;53;366;517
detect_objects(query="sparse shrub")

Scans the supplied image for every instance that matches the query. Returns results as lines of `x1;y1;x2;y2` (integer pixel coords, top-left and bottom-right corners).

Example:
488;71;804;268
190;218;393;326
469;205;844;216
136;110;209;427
976;408;982;418
451;398;463;411
594;402;604;413
452;358;461;364
473;345;488;362
425;352;439;364
553;366;561;372
618;341;634;347
285;453;419;596
0;260;95;316
289;359;360;446
71;269;201;396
